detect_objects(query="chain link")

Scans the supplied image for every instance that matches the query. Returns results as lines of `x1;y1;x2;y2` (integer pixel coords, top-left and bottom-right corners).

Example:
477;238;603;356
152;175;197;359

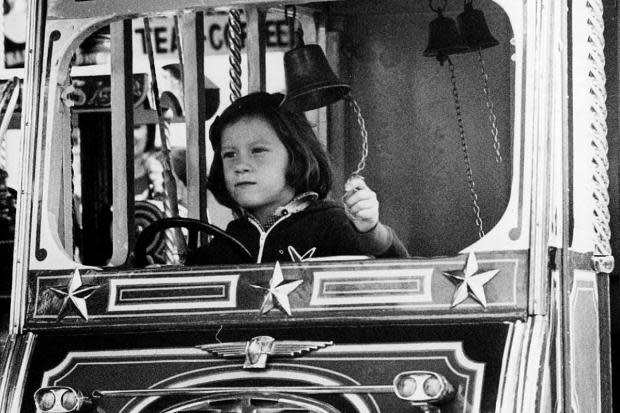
448;59;485;239
348;95;369;176
227;9;243;102
477;51;502;163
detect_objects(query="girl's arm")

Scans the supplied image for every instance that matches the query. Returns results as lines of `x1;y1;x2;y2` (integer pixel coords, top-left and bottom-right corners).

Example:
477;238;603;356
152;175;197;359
342;176;409;258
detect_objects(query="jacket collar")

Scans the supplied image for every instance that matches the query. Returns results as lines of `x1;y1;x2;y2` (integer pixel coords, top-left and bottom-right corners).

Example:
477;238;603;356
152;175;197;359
274;191;319;216
237;192;319;230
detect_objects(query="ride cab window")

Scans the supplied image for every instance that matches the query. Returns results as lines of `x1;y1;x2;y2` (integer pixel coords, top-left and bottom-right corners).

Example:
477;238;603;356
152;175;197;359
58;0;514;268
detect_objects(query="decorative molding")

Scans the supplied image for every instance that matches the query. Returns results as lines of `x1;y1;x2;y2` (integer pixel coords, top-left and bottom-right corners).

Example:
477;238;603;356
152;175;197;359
311;268;433;306
107;275;239;312
64;73;149;110
42;342;484;413
29;253;526;323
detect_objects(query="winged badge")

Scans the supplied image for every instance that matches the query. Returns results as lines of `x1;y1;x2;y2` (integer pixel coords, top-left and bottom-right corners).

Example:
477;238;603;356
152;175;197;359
198;336;333;369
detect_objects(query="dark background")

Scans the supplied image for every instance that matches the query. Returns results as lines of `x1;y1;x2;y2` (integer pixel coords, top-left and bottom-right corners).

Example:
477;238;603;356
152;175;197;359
604;1;619;411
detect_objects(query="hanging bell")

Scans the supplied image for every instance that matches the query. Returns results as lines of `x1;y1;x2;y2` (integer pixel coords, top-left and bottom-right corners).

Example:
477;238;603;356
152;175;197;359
423;11;469;64
457;1;499;51
280;44;350;112
280;7;349;112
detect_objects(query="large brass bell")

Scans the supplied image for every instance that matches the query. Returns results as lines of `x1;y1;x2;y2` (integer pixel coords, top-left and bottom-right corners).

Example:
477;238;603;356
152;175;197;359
280;43;350;112
280;6;349;112
423;8;468;64
457;0;499;51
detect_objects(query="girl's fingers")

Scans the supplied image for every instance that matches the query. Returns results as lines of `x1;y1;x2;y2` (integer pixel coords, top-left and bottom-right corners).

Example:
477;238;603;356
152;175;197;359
343;176;380;231
347;199;378;215
344;174;366;193
343;187;377;206
349;208;377;221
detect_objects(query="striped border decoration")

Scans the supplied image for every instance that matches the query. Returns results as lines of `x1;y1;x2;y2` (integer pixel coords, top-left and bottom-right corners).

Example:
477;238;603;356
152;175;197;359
107;275;239;312
310;268;433;306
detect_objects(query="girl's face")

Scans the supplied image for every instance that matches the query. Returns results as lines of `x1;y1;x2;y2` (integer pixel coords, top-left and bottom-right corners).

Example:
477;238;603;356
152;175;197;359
221;115;295;221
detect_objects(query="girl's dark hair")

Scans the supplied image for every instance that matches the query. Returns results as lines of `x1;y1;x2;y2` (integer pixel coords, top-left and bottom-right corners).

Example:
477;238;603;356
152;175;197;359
208;92;333;209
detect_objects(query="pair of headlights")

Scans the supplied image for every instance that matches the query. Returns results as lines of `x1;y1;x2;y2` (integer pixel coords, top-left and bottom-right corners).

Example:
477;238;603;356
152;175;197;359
393;371;455;404
35;371;455;412
33;387;85;412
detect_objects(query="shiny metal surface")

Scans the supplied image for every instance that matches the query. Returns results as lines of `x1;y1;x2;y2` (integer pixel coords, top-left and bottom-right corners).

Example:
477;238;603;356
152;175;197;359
0;333;36;412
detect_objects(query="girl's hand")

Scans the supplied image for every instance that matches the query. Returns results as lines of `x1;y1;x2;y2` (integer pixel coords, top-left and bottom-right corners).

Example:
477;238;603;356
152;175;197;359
343;175;379;233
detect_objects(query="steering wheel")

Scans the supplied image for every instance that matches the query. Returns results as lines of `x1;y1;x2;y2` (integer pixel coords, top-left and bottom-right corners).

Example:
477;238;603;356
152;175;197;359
134;217;252;266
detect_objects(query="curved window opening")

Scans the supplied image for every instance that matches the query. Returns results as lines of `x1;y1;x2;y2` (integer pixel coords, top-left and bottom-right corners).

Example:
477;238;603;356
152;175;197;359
52;0;515;268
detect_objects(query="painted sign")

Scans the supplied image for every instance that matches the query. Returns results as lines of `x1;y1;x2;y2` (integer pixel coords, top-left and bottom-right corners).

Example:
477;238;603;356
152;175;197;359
132;11;291;60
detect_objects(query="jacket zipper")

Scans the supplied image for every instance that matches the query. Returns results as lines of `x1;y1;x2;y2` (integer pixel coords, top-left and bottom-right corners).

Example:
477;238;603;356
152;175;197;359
248;214;291;263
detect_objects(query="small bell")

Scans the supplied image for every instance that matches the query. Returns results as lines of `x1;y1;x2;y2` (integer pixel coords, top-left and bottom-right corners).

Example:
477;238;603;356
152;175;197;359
423;9;469;64
457;1;499;51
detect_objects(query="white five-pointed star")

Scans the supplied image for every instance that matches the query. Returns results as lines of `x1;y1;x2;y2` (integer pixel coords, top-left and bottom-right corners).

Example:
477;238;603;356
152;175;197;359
443;252;499;308
251;261;303;316
49;268;100;321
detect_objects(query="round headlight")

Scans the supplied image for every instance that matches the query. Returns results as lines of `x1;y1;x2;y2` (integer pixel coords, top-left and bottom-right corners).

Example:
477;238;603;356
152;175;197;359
35;390;56;411
396;376;417;398
423;375;443;398
61;389;79;411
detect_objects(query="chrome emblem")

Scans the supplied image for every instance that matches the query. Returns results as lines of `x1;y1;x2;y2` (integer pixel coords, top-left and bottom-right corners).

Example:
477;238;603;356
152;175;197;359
198;336;333;369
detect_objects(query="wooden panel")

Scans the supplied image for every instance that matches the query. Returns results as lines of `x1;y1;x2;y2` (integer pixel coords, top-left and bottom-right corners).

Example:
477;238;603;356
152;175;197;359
245;6;266;93
109;19;134;265
568;270;601;413
25;250;528;330
39;342;485;412
181;12;208;222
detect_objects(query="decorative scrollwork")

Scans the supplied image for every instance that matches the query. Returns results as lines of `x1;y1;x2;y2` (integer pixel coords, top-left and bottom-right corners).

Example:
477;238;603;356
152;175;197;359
60;74;149;110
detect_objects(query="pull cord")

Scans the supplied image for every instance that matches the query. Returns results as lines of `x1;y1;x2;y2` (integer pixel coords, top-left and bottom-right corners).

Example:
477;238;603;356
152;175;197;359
448;57;485;239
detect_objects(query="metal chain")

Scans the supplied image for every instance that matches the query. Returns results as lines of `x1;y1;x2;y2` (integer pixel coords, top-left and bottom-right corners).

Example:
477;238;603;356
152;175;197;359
448;58;485;239
348;95;369;176
477;51;502;163
586;0;612;260
227;9;243;102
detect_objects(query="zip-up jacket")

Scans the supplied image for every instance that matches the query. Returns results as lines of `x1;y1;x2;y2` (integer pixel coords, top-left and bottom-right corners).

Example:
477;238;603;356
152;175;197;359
190;199;409;265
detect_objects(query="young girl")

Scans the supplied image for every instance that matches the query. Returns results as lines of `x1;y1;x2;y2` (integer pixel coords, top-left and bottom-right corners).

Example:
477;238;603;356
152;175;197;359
192;92;408;265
